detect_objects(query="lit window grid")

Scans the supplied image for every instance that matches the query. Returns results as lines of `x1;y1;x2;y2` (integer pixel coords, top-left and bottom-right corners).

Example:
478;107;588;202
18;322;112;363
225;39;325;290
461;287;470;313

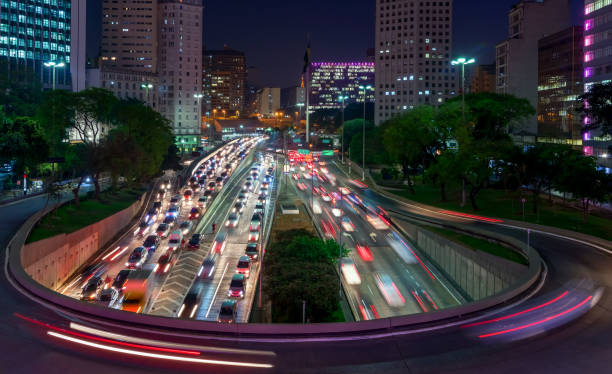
0;0;71;70
309;62;375;110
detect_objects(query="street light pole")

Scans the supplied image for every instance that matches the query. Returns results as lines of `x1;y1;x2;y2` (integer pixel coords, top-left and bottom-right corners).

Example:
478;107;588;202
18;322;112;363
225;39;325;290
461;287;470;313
338;95;348;164
451;57;475;207
358;85;372;181
44;61;65;90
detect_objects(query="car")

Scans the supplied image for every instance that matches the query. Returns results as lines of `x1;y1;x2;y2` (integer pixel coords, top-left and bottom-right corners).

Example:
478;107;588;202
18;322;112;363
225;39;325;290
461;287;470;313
215;176;224;186
233;202;245;214
237;193;248;204
250;213;262;231
341;258;361;285
197;196;209;208
112;269;132;291
178;283;203;319
251;172;259;179
262;181;270;189
257;194;267;203
156;223;170;238
292;173;300;181
226;213;240;228
341;217;355;232
154;250;176;274
81;276;103;300
331;207;343;217
321;219;336;239
260;186;268;196
167;230;183;251
366;213;389;230
198;253;219;279
155;188;166;200
126;247;148;269
236;256;252;278
254;203;265;215
207;182;216;191
189;176;197;185
188;233;201;250
244;181;252;191
189;207;201;220
374;273;405;307
153;201;163;212
163;215;177;227
212;231;228;254
170;195;181;205
217;300;238;323
248;229;260;242
179;221;192;235
166;204;181;217
312;200;322;214
321;193;332;202
246;176;253;183
339;187;351;196
245;242;259;261
143;235;160;252
144;209;159;224
221;171;228;179
98;287;119;306
203;189;213;197
356;243;373;262
228;274;246;298
135;221;152;237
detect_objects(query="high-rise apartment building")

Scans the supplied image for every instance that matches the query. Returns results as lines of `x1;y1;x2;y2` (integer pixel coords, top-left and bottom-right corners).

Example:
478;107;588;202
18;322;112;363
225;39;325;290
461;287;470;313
0;0;72;89
202;47;246;116
495;0;570;135
100;0;203;152
308;62;375;111
584;0;612;168
537;26;583;145
256;87;281;117
471;64;496;93
100;0;157;72
374;0;456;125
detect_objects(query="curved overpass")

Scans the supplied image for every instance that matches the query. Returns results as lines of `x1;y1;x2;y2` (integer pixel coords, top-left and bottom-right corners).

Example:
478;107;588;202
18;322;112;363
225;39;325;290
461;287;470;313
2;180;611;373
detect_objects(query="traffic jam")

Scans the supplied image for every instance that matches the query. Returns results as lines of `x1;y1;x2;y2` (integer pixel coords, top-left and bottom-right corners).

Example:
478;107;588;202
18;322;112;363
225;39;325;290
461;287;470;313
60;138;264;322
287;150;460;319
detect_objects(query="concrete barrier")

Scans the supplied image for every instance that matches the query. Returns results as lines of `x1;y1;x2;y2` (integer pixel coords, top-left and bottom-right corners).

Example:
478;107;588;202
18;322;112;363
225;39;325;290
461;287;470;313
21;195;145;290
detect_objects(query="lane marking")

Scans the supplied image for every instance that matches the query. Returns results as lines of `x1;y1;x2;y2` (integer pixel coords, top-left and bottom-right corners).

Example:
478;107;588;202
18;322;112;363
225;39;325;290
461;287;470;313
205;262;230;318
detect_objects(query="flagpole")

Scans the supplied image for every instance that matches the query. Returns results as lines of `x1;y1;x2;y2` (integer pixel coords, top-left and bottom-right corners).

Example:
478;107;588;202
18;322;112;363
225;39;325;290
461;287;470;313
305;66;310;144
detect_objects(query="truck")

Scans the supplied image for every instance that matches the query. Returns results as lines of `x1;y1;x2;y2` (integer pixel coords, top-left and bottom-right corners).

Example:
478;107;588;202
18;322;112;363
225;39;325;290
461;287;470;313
120;268;153;314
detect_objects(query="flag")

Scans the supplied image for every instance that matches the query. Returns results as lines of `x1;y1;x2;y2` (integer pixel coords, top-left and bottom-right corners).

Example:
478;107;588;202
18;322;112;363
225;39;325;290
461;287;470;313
302;37;311;73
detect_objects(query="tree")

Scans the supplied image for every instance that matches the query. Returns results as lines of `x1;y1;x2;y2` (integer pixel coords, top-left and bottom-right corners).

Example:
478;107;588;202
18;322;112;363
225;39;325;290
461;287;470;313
577;81;612;137
340;118;374;150
36;90;75;156
0;61;43;118
426;150;461;202
0;111;50;179
161;144;183;172
348;125;391;167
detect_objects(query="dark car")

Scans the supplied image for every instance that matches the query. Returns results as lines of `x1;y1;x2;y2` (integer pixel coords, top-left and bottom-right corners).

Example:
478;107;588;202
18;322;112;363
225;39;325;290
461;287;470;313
112;269;132;291
143;235;160;252
189;207;201;220
145;209;159;223
81;276;103;300
163;215;176;227
198;253;219;279
207;182;216;191
177;283;203;319
188;233;201;249
245;242;259;261
217;300;237;323
80;262;107;282
203;189;212;197
126;246;148;269
155;250;176;274
228;274;245;298
153;201;163;211
215;176;224;186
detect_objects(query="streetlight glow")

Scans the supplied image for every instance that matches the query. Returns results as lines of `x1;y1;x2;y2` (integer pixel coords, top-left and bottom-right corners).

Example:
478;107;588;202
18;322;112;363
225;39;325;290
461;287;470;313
44;61;66;90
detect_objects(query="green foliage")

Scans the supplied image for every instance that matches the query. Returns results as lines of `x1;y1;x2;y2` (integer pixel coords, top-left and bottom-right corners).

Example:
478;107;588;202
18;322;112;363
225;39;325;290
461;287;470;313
0;111;50;176
340;118;374;148
348;125;391;166
577;81;612;137
264;229;345;323
0;61;43;117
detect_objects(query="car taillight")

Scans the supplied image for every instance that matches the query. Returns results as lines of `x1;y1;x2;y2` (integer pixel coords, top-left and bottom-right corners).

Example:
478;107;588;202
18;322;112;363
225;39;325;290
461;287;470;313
164;263;171;273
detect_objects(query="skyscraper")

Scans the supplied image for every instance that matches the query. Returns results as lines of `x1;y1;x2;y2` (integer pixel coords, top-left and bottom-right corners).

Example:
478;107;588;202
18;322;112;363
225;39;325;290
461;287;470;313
537;26;583;145
0;0;72;89
584;0;612;168
308;62;375;111
495;0;571;135
99;0;203;153
471;64;496;94
202;47;246;115
374;0;455;125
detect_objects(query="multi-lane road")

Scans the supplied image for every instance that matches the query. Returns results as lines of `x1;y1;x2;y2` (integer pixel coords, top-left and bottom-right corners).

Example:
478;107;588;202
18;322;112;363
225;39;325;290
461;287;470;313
2;136;612;373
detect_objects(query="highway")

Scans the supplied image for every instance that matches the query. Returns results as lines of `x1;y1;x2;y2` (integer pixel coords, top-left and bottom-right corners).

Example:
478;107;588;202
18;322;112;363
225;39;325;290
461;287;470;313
1;139;612;373
287;159;464;320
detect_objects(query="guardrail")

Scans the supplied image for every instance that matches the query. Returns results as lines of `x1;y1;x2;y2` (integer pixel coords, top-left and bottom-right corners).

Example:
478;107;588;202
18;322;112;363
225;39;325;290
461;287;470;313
5;153;542;342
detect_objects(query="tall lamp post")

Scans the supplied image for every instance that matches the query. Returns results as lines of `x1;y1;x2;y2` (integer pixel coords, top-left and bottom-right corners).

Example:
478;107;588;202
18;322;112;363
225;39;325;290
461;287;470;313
450;57;475;125
141;83;153;103
43;61;65;90
338;95;349;164
451;57;475;207
358;85;373;181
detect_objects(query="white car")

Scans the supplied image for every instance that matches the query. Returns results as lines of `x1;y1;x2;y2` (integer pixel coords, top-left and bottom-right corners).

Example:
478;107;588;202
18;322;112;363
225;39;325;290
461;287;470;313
332;208;343;217
366;214;389;230
312;201;322;215
341;217;355;232
341;259;361;285
375;273;405;307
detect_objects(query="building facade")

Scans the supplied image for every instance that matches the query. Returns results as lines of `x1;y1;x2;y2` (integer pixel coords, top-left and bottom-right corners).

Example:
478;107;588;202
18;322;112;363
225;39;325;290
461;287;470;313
537;26;583;145
100;0;158;73
0;0;72;89
202;47;246;116
374;0;456;125
256;87;281;117
495;0;571;135
584;0;612;169
308;62;375;111
70;0;86;92
99;0;203;152
471;64;496;93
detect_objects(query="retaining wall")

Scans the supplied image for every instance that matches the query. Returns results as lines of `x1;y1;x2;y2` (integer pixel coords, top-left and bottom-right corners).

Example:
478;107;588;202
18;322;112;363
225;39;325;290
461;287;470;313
21;196;145;290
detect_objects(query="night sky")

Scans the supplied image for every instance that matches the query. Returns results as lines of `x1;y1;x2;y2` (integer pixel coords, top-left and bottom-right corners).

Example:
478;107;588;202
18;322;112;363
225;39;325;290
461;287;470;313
86;0;584;88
